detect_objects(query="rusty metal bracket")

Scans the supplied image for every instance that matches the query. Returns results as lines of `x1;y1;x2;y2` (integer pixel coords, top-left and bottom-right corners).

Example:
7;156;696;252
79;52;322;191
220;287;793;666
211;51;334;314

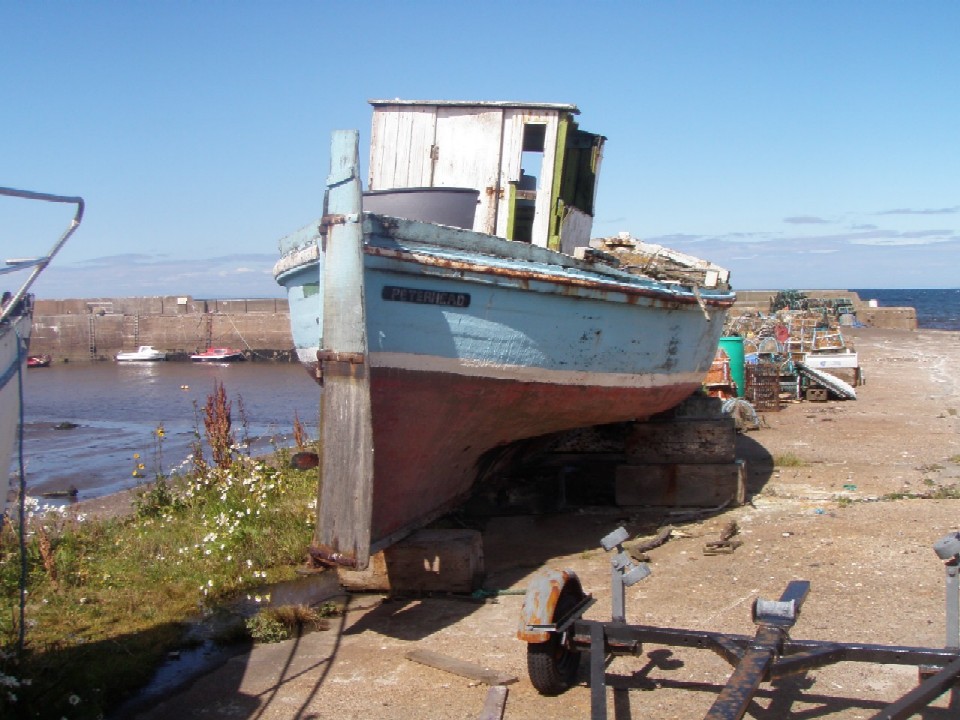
319;213;361;236
317;350;365;364
315;350;365;386
308;543;358;569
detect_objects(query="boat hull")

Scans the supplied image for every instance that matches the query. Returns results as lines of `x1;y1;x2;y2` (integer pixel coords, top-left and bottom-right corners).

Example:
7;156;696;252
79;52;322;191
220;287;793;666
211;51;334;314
276;215;733;551
190;349;245;362
366;366;703;542
1;309;32;518
116;346;166;362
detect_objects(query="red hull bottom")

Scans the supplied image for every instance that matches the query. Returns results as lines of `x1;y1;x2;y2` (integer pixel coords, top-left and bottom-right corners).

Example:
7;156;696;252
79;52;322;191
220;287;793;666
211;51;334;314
367;368;700;543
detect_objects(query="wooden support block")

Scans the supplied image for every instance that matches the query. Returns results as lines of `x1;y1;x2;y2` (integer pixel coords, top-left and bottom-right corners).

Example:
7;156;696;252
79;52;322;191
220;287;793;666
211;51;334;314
405;648;518;686
338;528;484;593
624;418;737;464
806;387;828;402
615;460;746;508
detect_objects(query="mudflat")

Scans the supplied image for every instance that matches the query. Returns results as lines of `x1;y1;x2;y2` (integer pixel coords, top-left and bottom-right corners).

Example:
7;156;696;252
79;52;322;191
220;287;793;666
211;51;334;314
129;327;960;720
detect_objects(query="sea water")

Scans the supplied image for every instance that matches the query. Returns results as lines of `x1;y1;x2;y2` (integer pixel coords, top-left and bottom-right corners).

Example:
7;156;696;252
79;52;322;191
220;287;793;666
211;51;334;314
852;288;960;331
11;361;320;504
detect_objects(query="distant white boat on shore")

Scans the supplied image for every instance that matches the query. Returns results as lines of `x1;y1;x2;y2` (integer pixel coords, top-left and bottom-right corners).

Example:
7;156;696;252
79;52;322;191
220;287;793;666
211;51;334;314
116;345;166;362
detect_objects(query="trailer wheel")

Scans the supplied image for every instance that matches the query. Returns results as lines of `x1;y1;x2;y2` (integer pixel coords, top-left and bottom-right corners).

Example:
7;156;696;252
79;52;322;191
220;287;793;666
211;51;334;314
526;587;582;695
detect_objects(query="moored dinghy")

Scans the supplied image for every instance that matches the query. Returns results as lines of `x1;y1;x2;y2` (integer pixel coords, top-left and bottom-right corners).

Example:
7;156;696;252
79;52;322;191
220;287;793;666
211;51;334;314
116;345;167;362
189;347;245;362
274;100;736;569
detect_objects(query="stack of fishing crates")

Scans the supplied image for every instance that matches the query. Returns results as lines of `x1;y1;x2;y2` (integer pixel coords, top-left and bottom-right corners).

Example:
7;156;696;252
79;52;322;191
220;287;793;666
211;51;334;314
745;361;781;411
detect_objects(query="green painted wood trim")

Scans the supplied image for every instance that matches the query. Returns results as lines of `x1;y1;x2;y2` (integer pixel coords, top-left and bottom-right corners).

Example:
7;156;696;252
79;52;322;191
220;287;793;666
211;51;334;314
547;114;571;251
505;181;517;240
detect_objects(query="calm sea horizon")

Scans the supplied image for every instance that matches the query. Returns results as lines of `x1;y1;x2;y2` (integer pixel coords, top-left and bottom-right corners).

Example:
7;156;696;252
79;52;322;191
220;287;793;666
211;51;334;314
850;288;960;331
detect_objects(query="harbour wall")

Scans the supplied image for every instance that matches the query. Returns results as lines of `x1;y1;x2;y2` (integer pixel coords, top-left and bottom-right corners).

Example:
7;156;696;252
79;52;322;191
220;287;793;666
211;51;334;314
29;296;294;362
733;290;918;331
27;290;917;362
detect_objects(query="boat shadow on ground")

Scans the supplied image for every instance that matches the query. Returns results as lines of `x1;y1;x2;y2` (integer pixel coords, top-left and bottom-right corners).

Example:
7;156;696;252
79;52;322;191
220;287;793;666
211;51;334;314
341;431;777;644
116;433;777;719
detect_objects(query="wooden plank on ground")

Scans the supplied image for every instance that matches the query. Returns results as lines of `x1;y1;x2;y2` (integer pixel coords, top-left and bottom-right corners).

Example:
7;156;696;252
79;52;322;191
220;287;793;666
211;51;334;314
478;685;508;720
615;460;746;507
405;648;518;686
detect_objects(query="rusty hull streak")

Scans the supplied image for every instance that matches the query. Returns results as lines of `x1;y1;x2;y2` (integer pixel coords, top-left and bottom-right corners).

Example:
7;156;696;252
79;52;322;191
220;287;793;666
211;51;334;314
364;244;735;309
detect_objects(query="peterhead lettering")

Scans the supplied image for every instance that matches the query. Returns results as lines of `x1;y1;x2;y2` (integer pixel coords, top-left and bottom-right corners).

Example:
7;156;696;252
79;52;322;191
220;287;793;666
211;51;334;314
382;286;470;307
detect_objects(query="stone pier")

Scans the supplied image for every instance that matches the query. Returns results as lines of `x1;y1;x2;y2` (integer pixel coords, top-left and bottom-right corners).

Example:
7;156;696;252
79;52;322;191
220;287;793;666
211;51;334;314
29;296;293;362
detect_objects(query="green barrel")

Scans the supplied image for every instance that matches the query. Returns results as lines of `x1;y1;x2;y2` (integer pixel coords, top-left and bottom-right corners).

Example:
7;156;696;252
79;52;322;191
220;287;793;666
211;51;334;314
719;336;745;397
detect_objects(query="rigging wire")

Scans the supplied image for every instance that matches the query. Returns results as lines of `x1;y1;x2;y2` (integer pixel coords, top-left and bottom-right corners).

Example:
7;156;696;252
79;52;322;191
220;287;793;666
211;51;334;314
15;328;28;654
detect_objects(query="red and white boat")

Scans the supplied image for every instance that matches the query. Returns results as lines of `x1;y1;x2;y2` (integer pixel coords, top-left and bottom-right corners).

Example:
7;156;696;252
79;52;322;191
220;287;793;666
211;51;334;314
190;347;245;362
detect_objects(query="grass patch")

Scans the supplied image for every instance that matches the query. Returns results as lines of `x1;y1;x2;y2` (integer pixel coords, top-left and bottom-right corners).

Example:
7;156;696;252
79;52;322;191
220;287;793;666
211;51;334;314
0;385;319;719
246;602;338;643
929;484;960;500
773;452;805;468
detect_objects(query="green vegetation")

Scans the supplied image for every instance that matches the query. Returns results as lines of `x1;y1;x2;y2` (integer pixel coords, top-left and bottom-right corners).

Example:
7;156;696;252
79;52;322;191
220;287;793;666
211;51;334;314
245;601;339;643
0;382;320;719
929;484;960;500
773;452;805;468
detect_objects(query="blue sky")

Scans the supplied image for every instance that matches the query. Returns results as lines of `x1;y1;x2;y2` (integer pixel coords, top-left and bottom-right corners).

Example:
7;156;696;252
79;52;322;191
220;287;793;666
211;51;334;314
2;2;957;298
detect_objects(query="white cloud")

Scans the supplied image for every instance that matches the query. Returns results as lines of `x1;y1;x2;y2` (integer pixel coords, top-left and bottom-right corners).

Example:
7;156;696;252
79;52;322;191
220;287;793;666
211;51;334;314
849;235;957;247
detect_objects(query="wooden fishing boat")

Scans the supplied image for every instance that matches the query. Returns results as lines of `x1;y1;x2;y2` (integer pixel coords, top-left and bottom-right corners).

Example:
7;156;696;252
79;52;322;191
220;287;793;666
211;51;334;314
273;100;736;569
1;187;84;518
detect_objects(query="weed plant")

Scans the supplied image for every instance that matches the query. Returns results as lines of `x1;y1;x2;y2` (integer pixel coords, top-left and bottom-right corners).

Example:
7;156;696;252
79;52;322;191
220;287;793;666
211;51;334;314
773;452;805;467
0;384;318;720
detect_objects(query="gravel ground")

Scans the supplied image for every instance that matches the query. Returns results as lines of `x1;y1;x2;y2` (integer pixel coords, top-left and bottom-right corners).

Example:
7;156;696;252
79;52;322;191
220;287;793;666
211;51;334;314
126;327;960;720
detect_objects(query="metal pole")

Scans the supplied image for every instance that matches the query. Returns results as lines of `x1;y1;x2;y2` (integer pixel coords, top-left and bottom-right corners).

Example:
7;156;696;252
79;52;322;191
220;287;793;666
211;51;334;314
945;559;959;651
611;558;626;624
590;622;607;720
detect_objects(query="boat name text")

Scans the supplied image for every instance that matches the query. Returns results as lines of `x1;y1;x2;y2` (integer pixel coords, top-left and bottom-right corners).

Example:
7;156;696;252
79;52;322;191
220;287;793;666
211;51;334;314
381;286;471;308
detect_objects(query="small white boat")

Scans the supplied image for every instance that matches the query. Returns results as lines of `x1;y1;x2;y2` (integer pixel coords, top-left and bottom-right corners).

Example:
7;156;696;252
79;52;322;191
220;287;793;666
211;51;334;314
116;345;166;362
190;347;245;362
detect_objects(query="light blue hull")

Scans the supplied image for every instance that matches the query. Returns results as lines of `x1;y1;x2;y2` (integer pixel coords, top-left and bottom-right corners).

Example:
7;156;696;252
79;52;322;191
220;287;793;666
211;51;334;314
277;214;734;386
273;129;734;563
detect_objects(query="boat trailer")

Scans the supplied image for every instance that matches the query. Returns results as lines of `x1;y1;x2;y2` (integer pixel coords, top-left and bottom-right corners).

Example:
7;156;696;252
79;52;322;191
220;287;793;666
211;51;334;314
518;527;960;719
